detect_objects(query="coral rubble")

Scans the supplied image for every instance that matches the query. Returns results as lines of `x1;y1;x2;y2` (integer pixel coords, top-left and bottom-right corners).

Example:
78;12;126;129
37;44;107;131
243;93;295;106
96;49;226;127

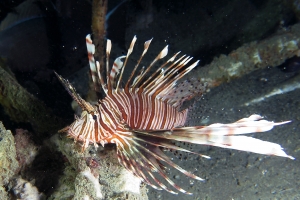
0;67;64;137
48;133;148;200
0;122;19;199
190;23;300;89
9;176;45;200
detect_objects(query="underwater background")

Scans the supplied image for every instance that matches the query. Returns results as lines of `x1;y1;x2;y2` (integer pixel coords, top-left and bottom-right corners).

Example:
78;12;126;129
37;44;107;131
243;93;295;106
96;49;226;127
0;0;299;199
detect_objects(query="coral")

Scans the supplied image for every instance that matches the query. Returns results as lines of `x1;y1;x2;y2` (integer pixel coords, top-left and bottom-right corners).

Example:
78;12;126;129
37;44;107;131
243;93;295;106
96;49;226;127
49;134;148;200
0;185;8;200
117;169;142;194
47;165;76;200
8;176;45;200
0;121;19;199
0;67;65;137
187;23;300;89
75;167;103;199
14;129;38;173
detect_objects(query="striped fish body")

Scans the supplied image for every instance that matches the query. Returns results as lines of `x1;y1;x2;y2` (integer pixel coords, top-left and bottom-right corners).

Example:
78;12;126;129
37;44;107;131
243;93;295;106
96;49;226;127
55;35;294;195
105;90;187;130
66;89;187;148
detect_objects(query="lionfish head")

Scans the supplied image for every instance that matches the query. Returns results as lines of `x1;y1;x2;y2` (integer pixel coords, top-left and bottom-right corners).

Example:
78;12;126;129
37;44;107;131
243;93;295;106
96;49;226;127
54;72;105;150
69;111;102;147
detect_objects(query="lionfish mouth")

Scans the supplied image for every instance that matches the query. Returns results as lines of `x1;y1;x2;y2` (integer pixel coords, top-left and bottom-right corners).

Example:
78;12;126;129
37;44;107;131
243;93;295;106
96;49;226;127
55;34;294;195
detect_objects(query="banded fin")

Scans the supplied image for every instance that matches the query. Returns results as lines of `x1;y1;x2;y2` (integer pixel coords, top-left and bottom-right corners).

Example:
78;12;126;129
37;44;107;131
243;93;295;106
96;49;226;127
86;35;203;106
161;77;208;108
110;56;126;87
126;38;152;90
115;130;205;194
131;44;169;89
121;36;202;105
116;36;137;91
86;34;107;93
138;115;294;159
114;115;294;194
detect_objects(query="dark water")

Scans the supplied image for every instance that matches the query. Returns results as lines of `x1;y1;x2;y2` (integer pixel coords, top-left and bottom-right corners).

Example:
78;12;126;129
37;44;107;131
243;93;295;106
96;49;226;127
0;0;299;199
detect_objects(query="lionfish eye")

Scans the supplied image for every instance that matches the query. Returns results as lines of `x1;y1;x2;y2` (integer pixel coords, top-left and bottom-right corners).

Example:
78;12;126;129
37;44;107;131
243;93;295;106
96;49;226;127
92;115;97;120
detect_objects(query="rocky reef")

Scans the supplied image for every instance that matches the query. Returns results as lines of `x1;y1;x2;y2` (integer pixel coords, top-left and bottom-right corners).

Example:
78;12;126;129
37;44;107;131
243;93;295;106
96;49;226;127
0;0;300;199
0;122;19;199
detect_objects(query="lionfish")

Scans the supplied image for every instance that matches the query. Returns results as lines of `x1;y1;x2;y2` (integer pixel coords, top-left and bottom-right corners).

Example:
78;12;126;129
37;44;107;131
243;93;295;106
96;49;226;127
55;34;294;194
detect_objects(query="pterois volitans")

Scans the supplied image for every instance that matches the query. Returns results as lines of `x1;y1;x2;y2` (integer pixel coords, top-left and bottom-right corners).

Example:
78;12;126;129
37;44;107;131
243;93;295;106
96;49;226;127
55;34;294;194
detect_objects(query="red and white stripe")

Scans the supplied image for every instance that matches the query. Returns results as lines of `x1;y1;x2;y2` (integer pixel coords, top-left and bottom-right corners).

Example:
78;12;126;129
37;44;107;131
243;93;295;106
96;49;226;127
54;35;294;195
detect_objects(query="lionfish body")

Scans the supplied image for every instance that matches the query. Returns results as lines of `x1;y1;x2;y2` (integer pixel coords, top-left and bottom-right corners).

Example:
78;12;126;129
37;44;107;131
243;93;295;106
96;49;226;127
56;35;294;194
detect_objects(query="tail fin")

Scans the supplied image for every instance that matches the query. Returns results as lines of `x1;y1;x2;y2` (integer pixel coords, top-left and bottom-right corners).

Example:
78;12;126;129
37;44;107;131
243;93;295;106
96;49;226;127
115;115;293;194
137;114;294;159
